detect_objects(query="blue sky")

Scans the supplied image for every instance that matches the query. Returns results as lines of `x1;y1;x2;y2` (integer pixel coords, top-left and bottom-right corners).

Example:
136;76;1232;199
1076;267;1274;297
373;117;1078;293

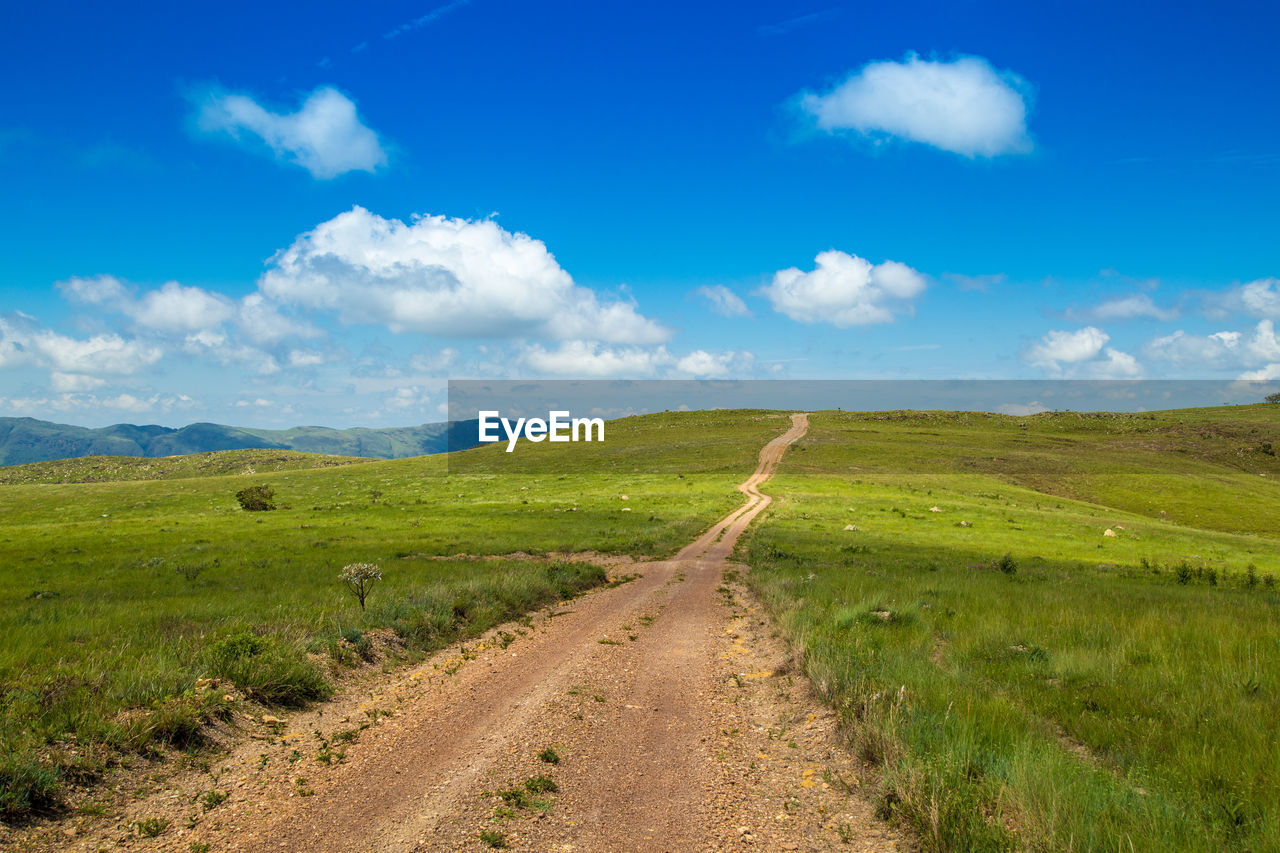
2;0;1278;426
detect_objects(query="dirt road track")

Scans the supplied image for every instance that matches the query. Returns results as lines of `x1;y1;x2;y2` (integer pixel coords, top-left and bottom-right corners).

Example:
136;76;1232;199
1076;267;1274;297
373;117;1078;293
22;413;910;853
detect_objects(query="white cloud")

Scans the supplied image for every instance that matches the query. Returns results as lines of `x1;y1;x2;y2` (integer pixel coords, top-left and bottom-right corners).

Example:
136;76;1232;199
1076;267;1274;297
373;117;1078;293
1239;364;1280;381
1239;278;1280;319
759;250;926;326
673;350;755;377
181;332;279;375
193;86;387;179
1025;327;1141;377
49;372;106;392
131;281;235;332
237;293;319;346
1091;348;1143;378
59;276;318;353
30;330;162;375
58;274;129;306
385;386;431;411
520;341;671;377
260;206;669;344
695;285;752;317
1144;329;1241;367
1026;327;1109;368
1078;293;1178;322
1247;319;1280;362
799;54;1032;157
1144;321;1280;370
287;348;326;367
409;347;459;373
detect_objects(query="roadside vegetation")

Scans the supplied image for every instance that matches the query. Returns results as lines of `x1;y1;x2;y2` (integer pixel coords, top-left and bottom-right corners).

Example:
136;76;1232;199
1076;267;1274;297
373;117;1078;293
0;410;785;820
744;406;1280;852
0;449;371;486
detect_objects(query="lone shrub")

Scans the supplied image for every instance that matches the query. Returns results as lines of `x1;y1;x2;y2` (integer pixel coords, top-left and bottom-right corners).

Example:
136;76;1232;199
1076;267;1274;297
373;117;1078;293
996;553;1018;575
1264;391;1280;403
235;484;276;512
341;563;383;612
0;753;60;819
1176;562;1193;585
206;632;329;707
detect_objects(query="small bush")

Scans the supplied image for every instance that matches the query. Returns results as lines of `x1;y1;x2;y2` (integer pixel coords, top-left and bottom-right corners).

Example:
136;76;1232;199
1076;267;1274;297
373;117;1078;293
341;627;374;661
0;752;61;819
340;563;382;612
524;774;558;793
1176;562;1193;585
206;632;330;707
538;746;560;764
235;484;276;512
134;817;170;838
996;553;1018;575
478;830;508;849
174;563;205;583
1246;564;1258;588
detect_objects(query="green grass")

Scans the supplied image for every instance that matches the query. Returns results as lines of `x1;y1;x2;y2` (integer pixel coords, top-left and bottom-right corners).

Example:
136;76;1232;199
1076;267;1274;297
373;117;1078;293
0;448;372;485
0;410;784;820
743;407;1280;852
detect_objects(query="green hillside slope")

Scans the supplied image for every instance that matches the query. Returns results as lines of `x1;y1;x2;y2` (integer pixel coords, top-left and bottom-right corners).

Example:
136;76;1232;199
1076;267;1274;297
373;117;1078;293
0;449;372;485
744;404;1280;852
0;417;472;466
0;410;784;819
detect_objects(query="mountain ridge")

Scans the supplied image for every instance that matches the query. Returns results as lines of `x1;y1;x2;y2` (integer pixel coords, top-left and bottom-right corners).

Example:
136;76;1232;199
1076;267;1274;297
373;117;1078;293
0;416;474;466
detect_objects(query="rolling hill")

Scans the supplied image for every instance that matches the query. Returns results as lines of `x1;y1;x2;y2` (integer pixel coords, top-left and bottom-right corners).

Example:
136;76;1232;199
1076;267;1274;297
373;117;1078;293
0;416;479;466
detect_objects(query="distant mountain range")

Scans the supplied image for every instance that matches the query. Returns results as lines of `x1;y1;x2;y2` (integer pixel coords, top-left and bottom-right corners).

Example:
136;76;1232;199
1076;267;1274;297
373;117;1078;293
0;417;479;466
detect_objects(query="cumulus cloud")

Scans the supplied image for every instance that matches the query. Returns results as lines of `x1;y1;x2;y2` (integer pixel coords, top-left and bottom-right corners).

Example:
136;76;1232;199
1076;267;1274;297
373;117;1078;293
1237;278;1280;318
31;331;164;374
1075;293;1179;322
1025;327;1142;377
193;86;387;179
49;372;107;392
59;276;319;355
131;281;236;332
695;285;752;317
1091;347;1143;378
517;341;755;379
1143;321;1280;375
260;206;669;343
759;250;926;326
1144;329;1242;367
58;274;129;306
798;54;1032;157
1026;327;1110;368
287;348;326;367
1247;319;1280;362
0;391;192;417
1;315;163;376
236;293;319;346
520;341;671;377
1239;364;1280;381
673;349;755;377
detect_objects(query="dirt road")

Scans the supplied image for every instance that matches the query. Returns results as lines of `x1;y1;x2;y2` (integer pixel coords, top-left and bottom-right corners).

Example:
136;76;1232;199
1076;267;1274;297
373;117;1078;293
30;413;909;852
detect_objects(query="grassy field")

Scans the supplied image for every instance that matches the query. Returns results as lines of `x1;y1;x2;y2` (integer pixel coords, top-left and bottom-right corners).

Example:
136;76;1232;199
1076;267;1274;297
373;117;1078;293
5;403;1279;849
0;449;372;485
743;406;1280;852
0;410;787;820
